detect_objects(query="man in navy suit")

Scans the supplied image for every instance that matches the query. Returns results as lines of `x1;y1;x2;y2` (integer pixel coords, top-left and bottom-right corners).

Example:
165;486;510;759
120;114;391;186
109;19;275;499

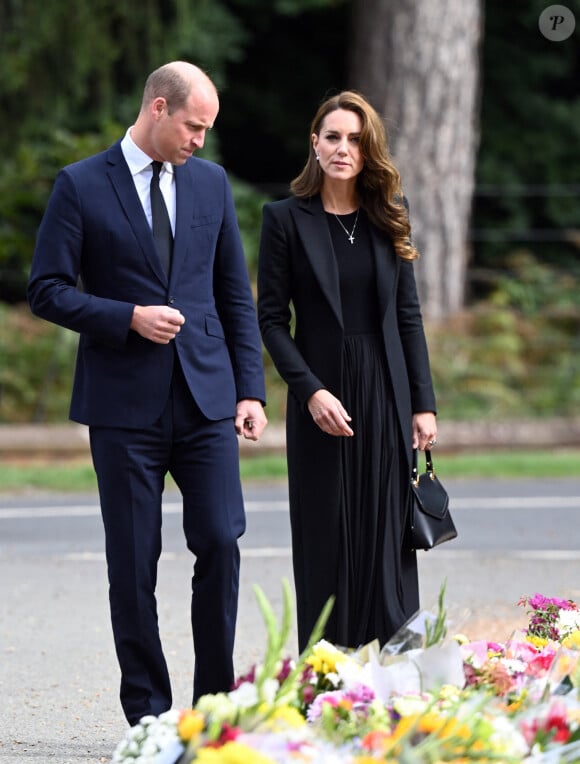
28;61;267;725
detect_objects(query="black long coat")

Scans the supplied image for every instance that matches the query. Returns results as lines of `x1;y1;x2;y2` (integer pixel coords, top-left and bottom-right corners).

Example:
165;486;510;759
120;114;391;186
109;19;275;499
257;194;436;649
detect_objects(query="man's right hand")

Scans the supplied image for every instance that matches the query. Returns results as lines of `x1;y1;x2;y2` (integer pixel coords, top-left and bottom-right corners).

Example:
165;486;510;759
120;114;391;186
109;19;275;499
130;305;185;344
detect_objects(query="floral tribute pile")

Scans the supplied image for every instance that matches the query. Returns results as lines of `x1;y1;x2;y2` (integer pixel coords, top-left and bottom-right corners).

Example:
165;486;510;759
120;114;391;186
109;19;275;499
112;583;580;764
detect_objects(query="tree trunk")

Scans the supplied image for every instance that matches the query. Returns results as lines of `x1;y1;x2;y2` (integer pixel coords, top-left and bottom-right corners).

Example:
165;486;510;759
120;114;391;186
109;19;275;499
348;0;483;320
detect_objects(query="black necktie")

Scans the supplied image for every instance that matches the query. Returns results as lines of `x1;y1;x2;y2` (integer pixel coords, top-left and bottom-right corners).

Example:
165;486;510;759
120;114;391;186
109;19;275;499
150;161;173;276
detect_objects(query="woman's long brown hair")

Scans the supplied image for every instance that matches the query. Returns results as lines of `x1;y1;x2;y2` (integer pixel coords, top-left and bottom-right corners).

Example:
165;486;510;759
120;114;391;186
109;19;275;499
291;91;419;261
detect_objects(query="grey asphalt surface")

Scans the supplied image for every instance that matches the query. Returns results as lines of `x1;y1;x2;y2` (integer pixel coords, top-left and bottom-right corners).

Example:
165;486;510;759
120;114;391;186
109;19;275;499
2;477;580;763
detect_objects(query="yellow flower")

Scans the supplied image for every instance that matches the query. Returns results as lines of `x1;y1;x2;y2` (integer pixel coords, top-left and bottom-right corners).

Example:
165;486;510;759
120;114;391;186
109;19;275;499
305;639;348;675
526;634;549;649
416;711;465;737
389;714;418;741
265;704;306;729
438;684;461;703
194;741;276;764
178;709;205;741
562;630;580;650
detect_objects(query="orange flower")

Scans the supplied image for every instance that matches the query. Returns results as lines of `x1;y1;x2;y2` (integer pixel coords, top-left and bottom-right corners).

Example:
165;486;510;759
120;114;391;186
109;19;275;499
360;729;392;753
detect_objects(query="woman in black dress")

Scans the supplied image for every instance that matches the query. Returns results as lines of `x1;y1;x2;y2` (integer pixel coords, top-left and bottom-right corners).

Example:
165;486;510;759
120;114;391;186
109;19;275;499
257;91;437;653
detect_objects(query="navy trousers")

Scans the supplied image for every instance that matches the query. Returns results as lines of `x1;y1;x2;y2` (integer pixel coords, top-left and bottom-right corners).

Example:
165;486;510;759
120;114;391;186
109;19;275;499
89;359;245;725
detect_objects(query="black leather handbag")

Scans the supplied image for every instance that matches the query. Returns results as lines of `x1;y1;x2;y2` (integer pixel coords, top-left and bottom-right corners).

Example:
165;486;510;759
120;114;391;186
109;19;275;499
405;448;457;550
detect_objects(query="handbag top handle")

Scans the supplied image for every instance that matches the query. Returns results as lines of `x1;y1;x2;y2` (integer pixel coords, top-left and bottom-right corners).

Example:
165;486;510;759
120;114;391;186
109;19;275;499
412;447;435;485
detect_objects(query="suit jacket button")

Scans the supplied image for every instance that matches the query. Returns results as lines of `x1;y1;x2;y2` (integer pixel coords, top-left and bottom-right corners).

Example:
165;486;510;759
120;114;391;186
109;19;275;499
168;297;175;304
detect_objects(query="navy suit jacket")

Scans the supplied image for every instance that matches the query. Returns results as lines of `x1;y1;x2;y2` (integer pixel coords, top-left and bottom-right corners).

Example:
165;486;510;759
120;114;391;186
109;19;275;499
28;140;265;427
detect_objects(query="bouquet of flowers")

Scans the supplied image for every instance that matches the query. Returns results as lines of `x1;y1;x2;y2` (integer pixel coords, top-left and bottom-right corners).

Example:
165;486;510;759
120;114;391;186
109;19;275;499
112;582;580;764
518;594;580;647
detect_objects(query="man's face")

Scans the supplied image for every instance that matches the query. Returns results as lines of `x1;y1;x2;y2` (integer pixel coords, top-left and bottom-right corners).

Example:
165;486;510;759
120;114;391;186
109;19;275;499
151;88;219;165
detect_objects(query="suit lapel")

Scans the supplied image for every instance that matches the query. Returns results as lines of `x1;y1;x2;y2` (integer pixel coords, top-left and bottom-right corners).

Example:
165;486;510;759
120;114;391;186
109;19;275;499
291;196;343;329
171;164;193;287
106;143;167;285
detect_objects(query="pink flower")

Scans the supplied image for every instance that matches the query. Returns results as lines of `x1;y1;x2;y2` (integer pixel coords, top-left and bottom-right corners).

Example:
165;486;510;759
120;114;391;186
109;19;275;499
306;691;344;721
526;651;556;677
525;594;576;612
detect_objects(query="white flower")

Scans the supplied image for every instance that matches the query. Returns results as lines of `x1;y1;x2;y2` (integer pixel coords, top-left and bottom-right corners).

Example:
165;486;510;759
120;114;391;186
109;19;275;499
140;738;160;756
557;609;580;638
139;715;159;727
195;692;238;723
488;714;529;757
127;739;141;755
228;680;259;708
111;709;181;763
500;658;527;675
261;677;280;704
335;658;364;689
392;694;430;717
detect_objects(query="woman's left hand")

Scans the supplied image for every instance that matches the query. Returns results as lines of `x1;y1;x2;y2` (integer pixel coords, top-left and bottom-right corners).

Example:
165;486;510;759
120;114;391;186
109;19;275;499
412;412;437;450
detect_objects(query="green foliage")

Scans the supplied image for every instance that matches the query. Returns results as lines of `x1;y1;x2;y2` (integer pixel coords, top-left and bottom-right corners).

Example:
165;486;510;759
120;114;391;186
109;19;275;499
0;0;246;145
0;126;121;302
472;0;580;275
428;253;580;421
2;449;579;494
0;304;75;422
424;581;448;648
252;578;333;710
229;179;271;277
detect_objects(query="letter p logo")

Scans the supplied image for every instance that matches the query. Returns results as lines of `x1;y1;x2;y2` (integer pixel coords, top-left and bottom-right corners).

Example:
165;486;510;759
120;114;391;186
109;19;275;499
539;5;576;40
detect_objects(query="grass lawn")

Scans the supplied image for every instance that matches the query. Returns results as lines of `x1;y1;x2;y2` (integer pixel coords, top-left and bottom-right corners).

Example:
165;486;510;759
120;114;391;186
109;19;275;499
0;448;578;494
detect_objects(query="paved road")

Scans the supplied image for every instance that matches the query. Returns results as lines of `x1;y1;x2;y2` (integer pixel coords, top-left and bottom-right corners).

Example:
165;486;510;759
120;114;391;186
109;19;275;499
1;477;580;763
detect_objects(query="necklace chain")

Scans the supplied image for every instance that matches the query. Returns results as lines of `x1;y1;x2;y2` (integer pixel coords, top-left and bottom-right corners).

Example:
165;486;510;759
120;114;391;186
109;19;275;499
333;209;359;244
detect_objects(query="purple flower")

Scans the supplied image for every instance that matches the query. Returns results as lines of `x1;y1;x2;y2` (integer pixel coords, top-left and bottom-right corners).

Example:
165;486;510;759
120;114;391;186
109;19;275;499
346;684;375;704
527;594;576;612
277;657;293;682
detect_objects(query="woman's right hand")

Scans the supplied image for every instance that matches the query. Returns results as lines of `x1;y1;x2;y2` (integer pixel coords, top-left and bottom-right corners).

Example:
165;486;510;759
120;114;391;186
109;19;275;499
307;389;354;437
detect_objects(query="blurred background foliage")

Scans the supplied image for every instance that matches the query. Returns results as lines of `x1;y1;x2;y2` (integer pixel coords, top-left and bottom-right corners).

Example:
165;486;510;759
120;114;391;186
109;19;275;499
0;0;578;422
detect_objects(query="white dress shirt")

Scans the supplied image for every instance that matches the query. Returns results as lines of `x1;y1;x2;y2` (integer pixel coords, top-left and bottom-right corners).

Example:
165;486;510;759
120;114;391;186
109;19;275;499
120;128;176;235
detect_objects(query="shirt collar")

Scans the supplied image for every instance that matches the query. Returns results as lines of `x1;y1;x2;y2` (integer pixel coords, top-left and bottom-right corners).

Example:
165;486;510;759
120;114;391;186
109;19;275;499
120;127;175;177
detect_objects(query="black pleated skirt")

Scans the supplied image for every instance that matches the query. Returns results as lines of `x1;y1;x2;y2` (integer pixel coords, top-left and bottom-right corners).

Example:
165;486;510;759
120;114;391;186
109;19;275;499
330;333;419;648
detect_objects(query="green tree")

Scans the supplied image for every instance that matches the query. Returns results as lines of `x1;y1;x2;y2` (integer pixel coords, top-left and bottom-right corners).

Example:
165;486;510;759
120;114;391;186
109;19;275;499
0;0;250;302
0;0;246;146
472;0;580;282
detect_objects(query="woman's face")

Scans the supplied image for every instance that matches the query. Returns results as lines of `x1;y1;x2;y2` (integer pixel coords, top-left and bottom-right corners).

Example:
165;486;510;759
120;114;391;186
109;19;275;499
312;108;364;183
